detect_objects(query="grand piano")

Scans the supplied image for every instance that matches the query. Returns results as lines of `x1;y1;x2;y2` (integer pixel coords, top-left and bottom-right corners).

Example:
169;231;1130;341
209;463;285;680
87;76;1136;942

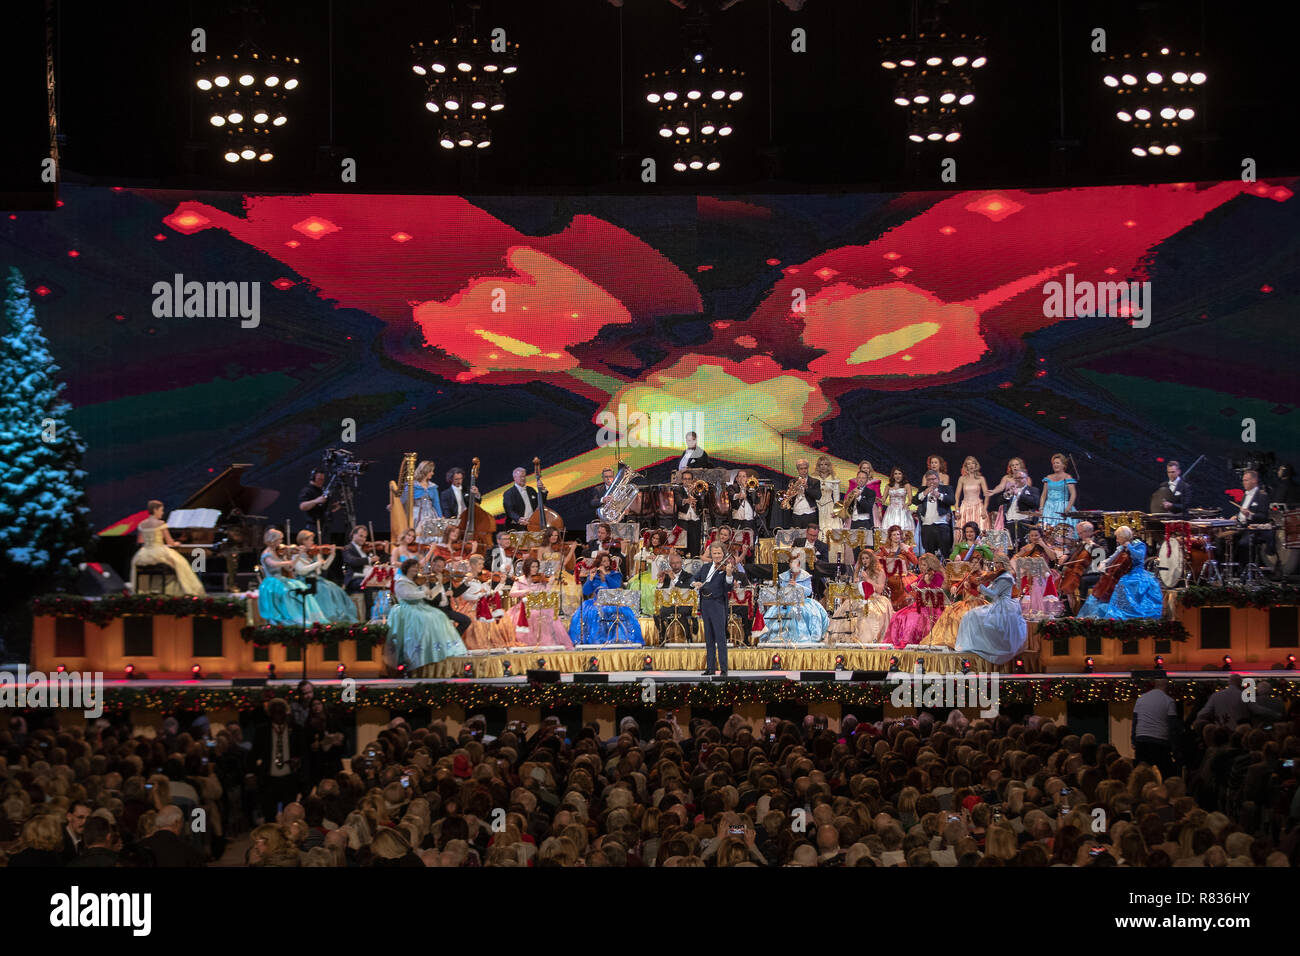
168;464;279;591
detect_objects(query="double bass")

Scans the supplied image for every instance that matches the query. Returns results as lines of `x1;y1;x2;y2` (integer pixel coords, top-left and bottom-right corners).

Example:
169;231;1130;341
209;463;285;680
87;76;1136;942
526;456;565;532
456;457;496;551
1090;546;1132;603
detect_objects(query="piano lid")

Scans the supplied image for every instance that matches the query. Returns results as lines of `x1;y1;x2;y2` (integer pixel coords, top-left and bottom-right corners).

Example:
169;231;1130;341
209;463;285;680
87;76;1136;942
179;464;279;519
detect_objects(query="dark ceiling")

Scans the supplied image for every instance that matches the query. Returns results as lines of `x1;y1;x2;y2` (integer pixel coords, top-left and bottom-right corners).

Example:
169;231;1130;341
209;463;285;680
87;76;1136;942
5;0;1299;201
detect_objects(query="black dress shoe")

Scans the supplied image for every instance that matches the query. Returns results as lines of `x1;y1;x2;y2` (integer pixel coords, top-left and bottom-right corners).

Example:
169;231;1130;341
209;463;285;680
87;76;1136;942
700;670;715;676
719;671;728;678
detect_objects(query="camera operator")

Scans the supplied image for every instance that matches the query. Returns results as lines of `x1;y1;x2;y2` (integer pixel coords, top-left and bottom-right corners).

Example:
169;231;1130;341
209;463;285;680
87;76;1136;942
298;466;347;573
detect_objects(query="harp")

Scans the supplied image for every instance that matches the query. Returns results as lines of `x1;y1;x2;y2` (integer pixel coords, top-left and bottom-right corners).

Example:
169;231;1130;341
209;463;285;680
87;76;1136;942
388;452;418;538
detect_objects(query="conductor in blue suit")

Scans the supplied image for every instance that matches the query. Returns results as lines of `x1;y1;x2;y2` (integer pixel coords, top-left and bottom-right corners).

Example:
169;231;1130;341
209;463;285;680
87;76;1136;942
691;542;748;677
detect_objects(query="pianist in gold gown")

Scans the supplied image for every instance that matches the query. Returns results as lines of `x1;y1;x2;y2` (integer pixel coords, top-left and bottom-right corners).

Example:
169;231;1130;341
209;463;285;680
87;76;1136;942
129;500;206;596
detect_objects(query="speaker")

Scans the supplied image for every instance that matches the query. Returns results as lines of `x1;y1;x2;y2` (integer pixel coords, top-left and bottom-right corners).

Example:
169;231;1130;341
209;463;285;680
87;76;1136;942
526;669;561;683
800;671;836;682
76;563;128;596
851;670;890;682
574;673;608;683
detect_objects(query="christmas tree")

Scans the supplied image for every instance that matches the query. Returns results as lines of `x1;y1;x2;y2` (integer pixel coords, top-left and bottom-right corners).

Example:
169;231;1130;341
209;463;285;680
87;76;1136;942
0;267;92;655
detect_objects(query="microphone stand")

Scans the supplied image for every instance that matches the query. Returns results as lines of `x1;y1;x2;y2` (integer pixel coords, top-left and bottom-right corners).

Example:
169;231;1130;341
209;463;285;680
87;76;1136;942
746;414;788;533
292;575;319;682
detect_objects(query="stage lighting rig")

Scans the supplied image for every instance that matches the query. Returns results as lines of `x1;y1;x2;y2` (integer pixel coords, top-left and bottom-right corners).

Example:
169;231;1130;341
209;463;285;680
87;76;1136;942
645;64;743;173
878;32;986;144
1100;47;1206;158
195;49;300;164
412;26;520;152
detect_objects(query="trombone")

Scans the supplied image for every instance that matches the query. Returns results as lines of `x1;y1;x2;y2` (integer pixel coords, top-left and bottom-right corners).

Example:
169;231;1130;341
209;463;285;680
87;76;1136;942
780;476;806;510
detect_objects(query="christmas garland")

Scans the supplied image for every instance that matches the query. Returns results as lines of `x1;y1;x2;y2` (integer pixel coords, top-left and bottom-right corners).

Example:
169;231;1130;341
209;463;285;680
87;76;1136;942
1180;584;1300;609
53;675;1300;716
31;593;247;627
241;622;387;646
1039;618;1190;642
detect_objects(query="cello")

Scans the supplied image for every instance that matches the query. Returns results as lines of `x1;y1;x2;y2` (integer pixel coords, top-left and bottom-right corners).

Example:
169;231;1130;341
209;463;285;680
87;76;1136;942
1056;542;1093;611
456;457;496;551
1090;546;1132;603
526;456;565;532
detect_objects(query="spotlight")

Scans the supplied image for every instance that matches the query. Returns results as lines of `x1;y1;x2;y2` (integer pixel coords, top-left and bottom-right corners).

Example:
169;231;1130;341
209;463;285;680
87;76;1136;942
1121;73;1138;85
663;90;678;101
888;656;900;673
894;96;911;107
240;147;256;160
1171;70;1188;83
210;115;226;127
835;654;846;671
771;654;783;669
1013;658;1026;674
537;658;546;669
1103;74;1119;87
913;92;930;104
267;663;277;679
700;122;716;134
397;663;407;677
711;88;725;99
239;73;255;86
227;111;244;123
1117;110;1132;122
925;55;942;66
687;89;701;100
960;659;971;674
718;125;732;136
1177;107;1194;120
253;110;269;123
642;654;653;671
1134;108;1151;120
706;159;720;171
951;55;968;67
283;78;299;90
463;662;474;678
272;115;287;126
1146;71;1163;84
214;75;230;87
1154;655;1166;675
646;92;661;103
457;60;472;72
881;59;898;69
457;133;474;147
939;90;956;104
191;664;202;679
196;78;213;90
970;56;987;68
908;133;924;143
1148;144;1164;155
1222;655;1233;671
475;138;490;149
336;663;346;677
444;98;460;110
585;656;600;673
1160;107;1176;119
502;660;512;676
1189;71;1206;84
675;123;690;135
1285;654;1297;671
1164;143;1181;155
689;158;704;170
944;131;961;142
958;92;975;105
265;75;279;86
899;57;916;68
56;664;66;674
915;657;926;674
470;96;487;110
1084;657;1095;673
426;101;440;113
673;160;688;171
1131;146;1148;157
124;663;136;679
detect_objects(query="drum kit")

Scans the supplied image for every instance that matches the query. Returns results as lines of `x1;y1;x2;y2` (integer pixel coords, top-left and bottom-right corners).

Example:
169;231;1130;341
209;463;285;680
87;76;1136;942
1144;509;1279;587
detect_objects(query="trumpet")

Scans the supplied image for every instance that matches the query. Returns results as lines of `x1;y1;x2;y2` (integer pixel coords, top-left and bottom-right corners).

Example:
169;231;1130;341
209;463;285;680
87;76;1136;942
692;479;711;498
780;477;807;509
746;476;760;491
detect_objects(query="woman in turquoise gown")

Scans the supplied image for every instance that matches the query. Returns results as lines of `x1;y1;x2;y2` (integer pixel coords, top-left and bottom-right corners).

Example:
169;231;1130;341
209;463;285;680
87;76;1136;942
1039;454;1078;529
292;531;359;624
384;559;467;670
257;529;329;626
569;554;643;645
1076;527;1163;620
761;553;830;645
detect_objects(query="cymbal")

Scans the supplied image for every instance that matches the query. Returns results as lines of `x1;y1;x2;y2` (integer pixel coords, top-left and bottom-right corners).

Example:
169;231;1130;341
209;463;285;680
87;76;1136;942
1188;508;1219;516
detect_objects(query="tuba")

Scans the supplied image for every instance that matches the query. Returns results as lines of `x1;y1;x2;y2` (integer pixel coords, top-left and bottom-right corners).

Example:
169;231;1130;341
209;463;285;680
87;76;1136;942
388;452;418;539
597;462;643;522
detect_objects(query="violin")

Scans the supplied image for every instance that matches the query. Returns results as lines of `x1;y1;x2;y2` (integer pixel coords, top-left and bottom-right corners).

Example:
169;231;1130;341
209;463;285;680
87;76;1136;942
272;543;301;558
304;543;335;557
360;541;390;554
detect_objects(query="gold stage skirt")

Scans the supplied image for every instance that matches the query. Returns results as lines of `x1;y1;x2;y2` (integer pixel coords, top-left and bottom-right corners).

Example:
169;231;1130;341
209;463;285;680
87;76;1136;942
412;643;1039;679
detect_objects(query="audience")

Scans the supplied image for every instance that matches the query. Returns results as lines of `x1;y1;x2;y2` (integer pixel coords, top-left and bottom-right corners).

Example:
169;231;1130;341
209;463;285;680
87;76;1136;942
1;687;1296;867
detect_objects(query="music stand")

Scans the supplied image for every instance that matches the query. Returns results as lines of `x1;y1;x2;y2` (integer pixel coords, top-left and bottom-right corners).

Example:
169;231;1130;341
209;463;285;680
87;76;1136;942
289;575;319;681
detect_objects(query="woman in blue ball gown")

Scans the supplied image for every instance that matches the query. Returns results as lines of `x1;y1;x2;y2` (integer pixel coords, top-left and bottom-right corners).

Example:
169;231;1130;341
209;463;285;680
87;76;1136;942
1076;526;1163;619
569;553;642;645
384;558;467;670
293;530;359;624
404;460;443;544
1039;453;1078;530
955;556;1028;666
761;551;830;645
257;529;329;626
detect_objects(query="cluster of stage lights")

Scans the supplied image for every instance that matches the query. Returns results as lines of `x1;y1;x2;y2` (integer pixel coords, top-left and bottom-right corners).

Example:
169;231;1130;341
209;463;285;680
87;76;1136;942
1101;48;1206;157
644;65;745;172
411;34;519;151
879;33;986;144
194;51;300;163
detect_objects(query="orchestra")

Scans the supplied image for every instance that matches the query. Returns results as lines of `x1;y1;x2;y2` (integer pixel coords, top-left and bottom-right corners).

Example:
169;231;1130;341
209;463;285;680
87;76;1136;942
134;448;1297;667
